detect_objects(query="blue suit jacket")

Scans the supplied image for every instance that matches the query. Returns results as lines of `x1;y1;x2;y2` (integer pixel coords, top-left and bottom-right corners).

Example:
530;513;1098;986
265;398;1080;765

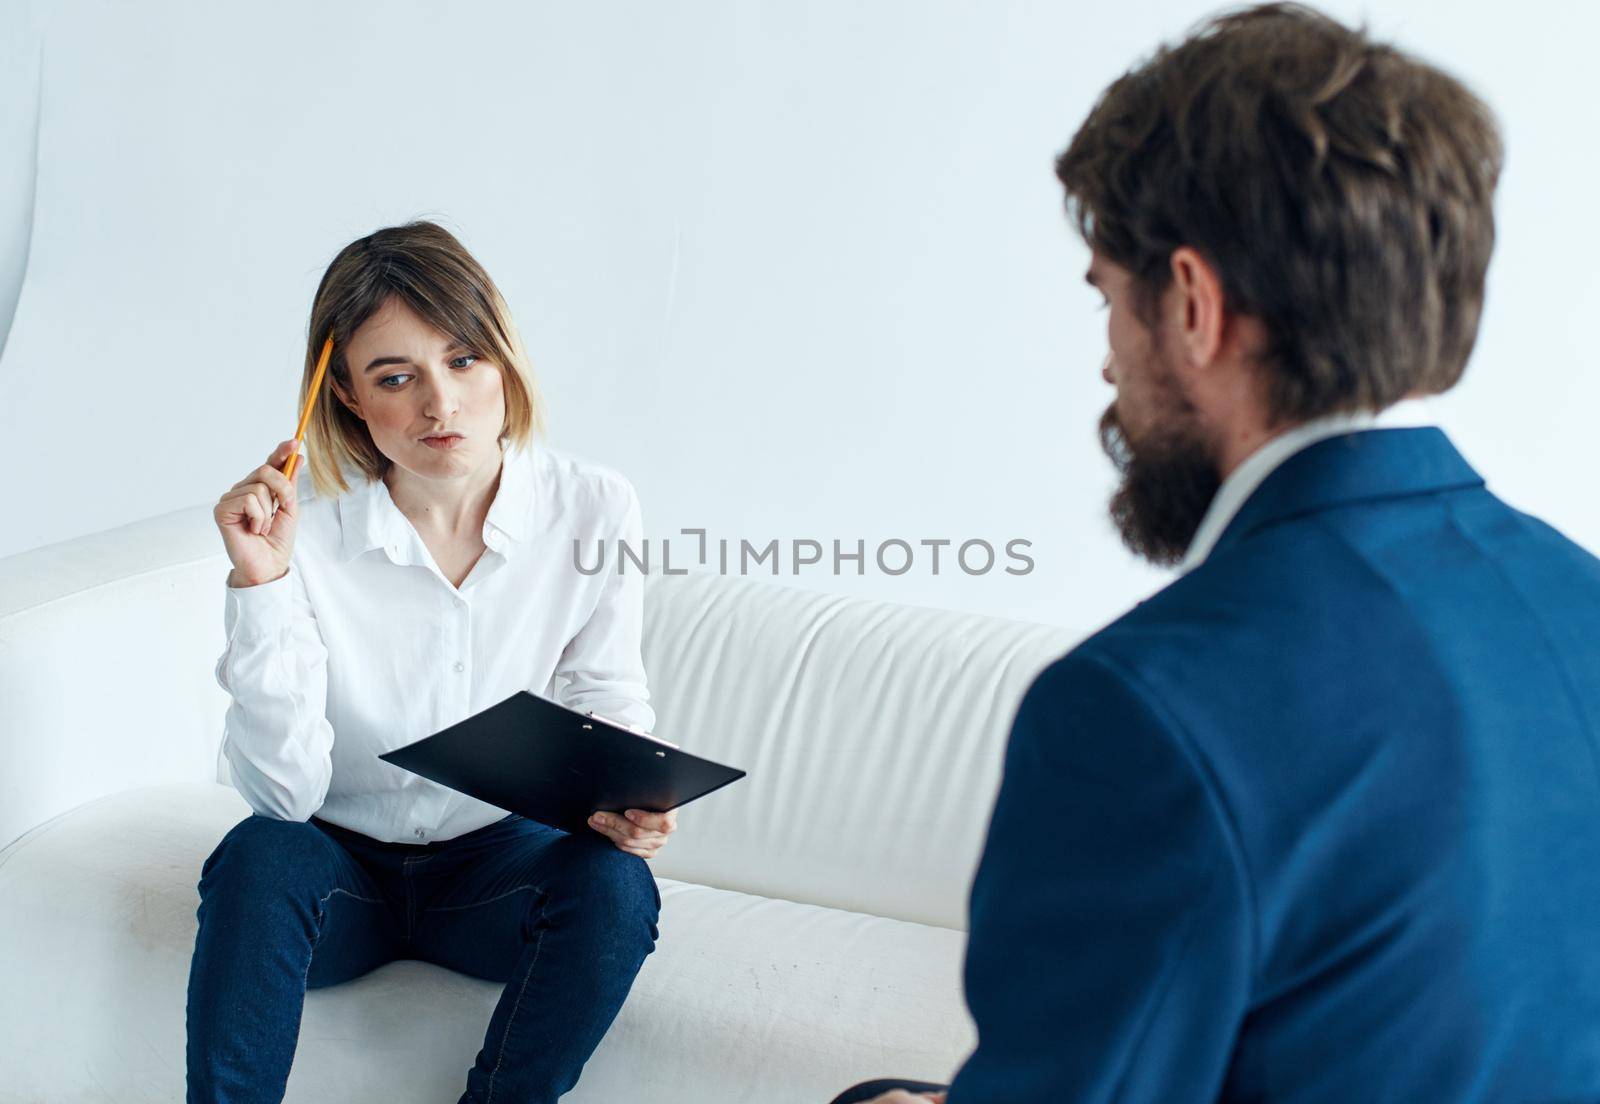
948;428;1600;1102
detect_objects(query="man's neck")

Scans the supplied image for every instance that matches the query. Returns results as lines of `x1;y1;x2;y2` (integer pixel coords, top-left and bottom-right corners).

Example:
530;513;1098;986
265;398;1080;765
1213;420;1281;483
1178;396;1439;574
1209;393;1435;481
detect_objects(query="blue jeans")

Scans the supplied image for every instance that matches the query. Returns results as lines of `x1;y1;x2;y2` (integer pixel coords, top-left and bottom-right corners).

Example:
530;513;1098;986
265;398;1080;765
186;810;660;1104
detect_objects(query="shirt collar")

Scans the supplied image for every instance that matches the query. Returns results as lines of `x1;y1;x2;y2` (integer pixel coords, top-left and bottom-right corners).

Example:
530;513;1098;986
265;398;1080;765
1178;398;1437;574
337;441;536;564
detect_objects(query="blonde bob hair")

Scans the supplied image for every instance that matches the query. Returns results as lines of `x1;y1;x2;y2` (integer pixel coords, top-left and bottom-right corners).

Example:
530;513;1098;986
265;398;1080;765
298;220;546;499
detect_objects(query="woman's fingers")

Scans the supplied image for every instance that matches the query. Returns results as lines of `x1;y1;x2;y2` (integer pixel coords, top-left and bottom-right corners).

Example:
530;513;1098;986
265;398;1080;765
239;466;295;510
214;441;301;583
588;811;671;857
219;487;264;530
230;493;261;534
264;437;298;470
258;459;297;501
617;837;665;860
609;831;664;856
249;477;292;521
590;812;652;840
624;808;677;834
220;484;280;535
228;486;274;533
592;810;673;841
230;441;299;496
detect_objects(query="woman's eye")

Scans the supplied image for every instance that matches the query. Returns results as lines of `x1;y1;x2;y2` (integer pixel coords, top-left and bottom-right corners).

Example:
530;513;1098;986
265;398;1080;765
376;356;473;388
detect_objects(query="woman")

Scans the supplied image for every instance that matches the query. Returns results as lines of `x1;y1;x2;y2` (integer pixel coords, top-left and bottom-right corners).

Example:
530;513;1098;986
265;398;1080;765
188;220;675;1104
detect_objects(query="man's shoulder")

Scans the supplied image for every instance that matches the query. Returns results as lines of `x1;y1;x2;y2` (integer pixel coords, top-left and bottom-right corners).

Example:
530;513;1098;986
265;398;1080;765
1057;483;1600;742
1066;564;1280;684
1037;535;1406;737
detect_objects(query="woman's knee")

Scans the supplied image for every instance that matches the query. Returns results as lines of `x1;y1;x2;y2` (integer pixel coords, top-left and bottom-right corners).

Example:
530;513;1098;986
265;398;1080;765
198;814;337;902
559;836;661;928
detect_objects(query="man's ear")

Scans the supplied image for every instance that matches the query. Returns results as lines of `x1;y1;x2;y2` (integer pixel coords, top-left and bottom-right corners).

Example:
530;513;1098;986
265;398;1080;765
330;377;365;421
1168;245;1225;373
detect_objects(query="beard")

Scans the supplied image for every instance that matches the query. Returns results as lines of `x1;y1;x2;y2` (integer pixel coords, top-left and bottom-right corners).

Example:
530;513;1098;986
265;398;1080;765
1097;392;1222;568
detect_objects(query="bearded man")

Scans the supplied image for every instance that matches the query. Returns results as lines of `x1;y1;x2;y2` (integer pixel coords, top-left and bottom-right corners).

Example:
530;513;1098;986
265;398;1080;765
833;3;1600;1101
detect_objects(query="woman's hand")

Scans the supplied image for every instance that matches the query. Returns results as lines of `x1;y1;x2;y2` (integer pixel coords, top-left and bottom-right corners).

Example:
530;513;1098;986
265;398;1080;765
215;439;301;588
588;808;677;860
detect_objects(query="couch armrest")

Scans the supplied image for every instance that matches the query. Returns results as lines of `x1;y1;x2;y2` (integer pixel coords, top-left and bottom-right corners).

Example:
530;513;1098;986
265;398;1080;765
0;505;231;850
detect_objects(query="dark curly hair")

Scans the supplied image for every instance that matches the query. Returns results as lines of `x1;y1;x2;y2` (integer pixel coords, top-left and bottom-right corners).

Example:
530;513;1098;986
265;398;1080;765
1056;2;1503;424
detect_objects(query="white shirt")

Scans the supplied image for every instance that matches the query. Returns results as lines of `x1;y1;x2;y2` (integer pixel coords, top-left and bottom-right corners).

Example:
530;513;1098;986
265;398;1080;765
1179;399;1437;573
213;440;655;843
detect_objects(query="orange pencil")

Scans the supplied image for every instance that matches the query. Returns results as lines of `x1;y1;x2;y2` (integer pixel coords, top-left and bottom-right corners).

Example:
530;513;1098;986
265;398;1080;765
282;333;333;484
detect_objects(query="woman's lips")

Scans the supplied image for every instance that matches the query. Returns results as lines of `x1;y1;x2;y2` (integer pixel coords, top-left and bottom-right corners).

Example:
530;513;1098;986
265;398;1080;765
422;435;464;450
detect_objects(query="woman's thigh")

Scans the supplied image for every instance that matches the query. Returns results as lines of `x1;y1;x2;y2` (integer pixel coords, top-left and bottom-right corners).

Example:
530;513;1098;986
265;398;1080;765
199;813;406;989
303;870;406;989
408;817;659;982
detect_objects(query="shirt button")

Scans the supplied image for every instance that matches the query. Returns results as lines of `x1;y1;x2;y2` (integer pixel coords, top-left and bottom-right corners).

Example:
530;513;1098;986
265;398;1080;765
453;661;465;673
414;827;426;839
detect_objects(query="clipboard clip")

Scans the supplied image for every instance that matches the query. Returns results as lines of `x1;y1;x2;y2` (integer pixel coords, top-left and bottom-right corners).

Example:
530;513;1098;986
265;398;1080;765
585;710;680;750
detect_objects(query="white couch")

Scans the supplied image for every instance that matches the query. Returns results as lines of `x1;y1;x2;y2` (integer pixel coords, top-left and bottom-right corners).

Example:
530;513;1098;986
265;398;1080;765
0;506;1074;1103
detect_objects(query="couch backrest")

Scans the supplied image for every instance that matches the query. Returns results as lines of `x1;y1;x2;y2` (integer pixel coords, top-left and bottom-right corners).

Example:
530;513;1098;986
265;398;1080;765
639;571;1073;928
1;509;1075;928
0;506;234;854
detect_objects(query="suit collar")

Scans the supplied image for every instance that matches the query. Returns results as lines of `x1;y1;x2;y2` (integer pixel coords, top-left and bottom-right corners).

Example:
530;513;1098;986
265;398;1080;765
337;441;536;564
1179;408;1388;572
1207;426;1485;562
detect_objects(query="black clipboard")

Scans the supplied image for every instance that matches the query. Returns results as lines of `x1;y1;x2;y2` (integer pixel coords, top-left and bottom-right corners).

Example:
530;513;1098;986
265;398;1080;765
378;691;747;834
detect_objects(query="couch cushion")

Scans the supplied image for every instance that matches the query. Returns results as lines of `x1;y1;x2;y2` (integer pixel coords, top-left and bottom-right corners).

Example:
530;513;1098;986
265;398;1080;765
0;782;974;1103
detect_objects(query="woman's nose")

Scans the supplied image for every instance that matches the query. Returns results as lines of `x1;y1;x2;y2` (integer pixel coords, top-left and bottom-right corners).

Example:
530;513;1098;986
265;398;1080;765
1101;353;1115;385
419;370;461;420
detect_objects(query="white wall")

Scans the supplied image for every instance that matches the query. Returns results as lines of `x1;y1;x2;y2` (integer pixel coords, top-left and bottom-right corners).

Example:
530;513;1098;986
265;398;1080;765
2;0;1595;641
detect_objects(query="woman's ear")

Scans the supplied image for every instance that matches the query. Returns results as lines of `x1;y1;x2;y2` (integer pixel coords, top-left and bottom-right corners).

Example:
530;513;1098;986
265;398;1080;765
330;377;365;421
